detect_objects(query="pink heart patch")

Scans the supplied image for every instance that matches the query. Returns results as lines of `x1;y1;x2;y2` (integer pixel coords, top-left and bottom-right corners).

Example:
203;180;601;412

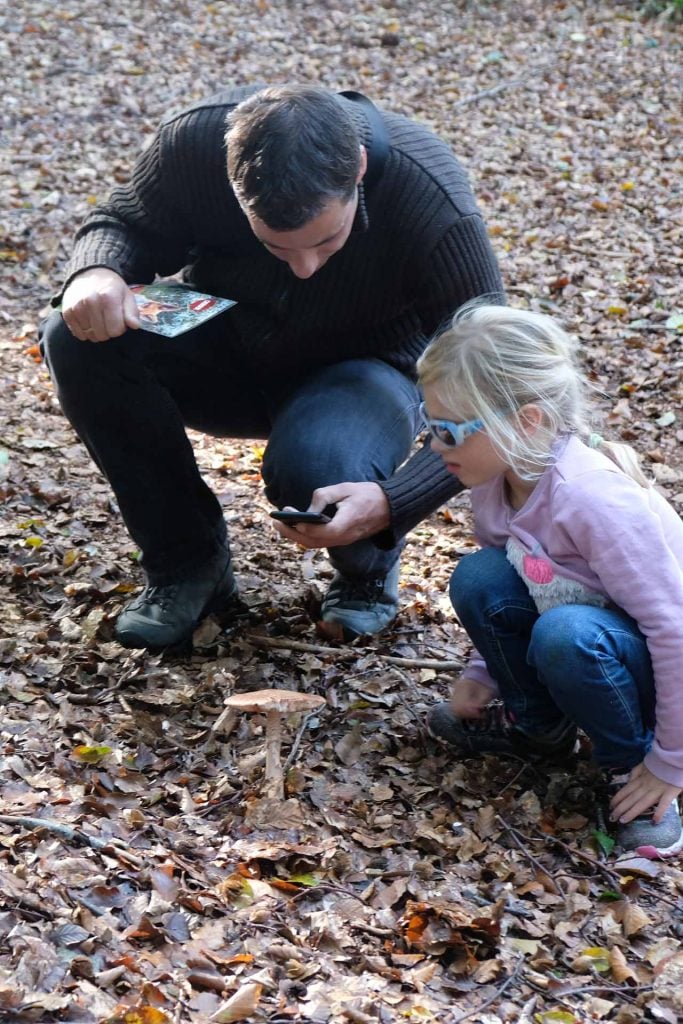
523;554;554;585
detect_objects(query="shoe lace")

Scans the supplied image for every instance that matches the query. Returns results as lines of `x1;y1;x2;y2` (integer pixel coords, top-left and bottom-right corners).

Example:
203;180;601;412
140;584;180;611
460;701;512;736
329;577;385;605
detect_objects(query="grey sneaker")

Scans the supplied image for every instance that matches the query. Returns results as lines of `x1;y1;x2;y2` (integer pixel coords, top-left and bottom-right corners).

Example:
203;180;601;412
115;554;239;651
427;700;578;764
319;561;400;641
604;769;683;859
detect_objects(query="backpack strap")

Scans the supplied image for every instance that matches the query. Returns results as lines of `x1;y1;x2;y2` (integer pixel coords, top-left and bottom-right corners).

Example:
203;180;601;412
338;91;390;191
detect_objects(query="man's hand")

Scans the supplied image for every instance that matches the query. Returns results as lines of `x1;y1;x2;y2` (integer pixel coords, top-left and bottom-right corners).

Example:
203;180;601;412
610;761;682;825
62;268;140;342
271;481;391;549
450;677;494;720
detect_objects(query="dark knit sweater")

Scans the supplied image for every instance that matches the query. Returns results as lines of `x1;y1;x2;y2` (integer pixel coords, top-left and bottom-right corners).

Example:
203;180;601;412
60;86;504;538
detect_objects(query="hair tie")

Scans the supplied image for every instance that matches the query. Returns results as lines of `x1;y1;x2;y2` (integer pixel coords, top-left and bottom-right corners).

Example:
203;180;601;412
588;433;604;449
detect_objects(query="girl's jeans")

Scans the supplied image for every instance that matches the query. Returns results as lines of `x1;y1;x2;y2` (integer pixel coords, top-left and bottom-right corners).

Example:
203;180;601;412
450;547;655;769
40;312;421;584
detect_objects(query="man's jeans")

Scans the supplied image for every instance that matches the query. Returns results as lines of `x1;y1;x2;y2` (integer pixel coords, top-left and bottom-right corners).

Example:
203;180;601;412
41;312;420;583
450;547;655;769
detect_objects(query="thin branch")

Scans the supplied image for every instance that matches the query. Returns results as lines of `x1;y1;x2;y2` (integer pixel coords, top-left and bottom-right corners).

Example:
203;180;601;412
542;981;651;1001
0;815;142;866
496;815;566;896
452;78;526;108
447;958;524;1023
282;711;317;774
533;828;622;885
452;61;553;110
388;665;431;728
246;633;462;670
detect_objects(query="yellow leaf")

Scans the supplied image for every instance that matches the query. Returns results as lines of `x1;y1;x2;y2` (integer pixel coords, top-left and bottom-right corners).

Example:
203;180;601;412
62;549;78;567
571;946;610;973
137;1009;171;1024
607;304;628;315
72;744;113;764
25;536;43;548
620;181;634;191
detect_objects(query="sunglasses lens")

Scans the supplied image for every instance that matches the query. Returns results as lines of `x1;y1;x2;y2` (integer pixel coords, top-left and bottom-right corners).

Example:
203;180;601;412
433;424;457;447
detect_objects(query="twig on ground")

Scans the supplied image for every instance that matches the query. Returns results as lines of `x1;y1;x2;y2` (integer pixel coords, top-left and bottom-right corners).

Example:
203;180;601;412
496;815;566;896
0;814;110;848
0;815;143;867
531;980;651;1004
526;827;622;885
452;78;526;108
447;957;525;1023
0;892;54;920
388;665;430;728
282;711;317;774
452;61;552;109
351;922;395;938
246;633;462;670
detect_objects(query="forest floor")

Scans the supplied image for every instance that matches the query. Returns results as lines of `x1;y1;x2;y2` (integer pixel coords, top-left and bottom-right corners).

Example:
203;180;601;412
1;1;682;1022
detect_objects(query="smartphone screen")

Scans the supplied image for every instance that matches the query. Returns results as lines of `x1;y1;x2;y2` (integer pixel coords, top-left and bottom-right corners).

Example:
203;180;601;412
270;510;332;526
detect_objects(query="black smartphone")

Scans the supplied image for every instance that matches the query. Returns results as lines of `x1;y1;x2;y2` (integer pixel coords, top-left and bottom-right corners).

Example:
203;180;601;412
270;510;332;526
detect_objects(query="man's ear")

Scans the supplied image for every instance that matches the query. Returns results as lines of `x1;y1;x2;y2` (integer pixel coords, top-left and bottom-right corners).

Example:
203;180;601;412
518;404;544;435
356;145;368;184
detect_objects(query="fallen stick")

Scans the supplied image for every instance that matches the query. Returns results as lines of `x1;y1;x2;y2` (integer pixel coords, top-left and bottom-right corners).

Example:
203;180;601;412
0;815;143;866
245;633;462;671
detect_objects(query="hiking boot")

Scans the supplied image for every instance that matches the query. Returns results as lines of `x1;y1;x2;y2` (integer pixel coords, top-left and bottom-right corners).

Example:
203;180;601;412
604;769;683;859
426;700;578;764
319;561;400;641
115;554;239;651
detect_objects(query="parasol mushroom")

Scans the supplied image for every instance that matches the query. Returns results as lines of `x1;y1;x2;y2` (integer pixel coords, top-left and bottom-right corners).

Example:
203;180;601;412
224;689;325;800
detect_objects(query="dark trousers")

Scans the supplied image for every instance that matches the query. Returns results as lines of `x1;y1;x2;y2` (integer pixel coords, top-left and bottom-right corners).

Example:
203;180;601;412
41;312;421;583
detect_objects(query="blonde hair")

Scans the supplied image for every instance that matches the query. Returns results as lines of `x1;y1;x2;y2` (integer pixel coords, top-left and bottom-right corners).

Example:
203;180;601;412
417;304;650;486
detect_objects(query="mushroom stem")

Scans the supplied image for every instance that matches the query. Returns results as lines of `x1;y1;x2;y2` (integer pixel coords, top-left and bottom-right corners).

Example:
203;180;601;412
263;708;284;800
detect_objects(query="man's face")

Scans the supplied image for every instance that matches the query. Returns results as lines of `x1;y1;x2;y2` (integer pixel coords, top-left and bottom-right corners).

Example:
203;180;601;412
244;145;367;280
246;193;358;280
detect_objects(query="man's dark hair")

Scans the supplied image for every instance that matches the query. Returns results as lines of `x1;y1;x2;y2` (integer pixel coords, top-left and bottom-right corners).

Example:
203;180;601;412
226;85;361;231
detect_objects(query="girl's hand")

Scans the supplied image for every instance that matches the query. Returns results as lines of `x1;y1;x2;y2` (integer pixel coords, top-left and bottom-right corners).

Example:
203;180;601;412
610;762;682;825
450;677;494;720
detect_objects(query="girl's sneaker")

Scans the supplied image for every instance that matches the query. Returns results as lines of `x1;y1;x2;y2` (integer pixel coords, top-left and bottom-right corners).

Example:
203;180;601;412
426;700;577;765
603;769;683;860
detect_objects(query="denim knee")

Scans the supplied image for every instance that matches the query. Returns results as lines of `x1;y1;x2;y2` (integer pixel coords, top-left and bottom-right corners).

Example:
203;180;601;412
528;604;580;666
449;547;519;619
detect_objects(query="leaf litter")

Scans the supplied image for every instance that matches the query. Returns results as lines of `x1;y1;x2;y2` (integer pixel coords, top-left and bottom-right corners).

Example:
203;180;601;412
1;1;682;1022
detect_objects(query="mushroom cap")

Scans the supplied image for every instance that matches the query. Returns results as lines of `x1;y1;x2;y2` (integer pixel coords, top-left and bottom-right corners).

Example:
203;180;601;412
225;689;325;714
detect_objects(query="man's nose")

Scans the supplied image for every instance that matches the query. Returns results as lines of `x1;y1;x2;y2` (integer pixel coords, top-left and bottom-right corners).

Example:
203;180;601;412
286;252;323;279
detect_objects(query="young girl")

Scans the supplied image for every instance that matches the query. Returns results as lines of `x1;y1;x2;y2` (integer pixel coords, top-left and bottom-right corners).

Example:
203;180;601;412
417;304;683;858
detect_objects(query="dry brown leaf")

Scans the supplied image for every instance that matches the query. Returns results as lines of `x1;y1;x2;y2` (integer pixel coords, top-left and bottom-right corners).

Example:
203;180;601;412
209;983;263;1023
621;902;652;938
609;945;637;984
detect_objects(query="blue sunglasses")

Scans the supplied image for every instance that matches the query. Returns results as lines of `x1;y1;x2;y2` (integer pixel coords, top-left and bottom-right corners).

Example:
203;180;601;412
419;401;485;448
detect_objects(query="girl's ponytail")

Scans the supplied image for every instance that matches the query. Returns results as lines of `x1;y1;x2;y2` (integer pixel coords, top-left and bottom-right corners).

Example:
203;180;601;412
587;434;650;488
